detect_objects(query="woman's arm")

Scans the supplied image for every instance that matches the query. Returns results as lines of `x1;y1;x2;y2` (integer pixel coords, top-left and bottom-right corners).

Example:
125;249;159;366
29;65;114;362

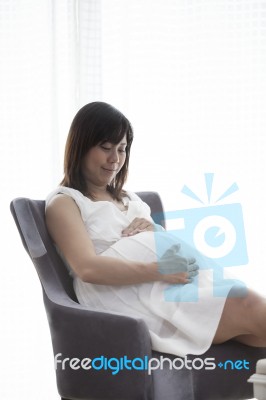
45;195;191;286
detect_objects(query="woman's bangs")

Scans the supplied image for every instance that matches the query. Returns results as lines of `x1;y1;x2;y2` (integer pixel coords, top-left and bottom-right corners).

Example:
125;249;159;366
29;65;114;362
100;120;130;145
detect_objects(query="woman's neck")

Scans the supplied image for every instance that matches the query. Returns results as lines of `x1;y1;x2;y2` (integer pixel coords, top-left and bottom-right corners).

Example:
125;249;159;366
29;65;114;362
85;183;112;201
85;184;126;210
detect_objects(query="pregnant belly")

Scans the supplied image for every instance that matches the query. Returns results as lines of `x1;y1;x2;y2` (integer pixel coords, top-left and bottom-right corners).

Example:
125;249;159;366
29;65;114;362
100;231;181;263
100;230;215;273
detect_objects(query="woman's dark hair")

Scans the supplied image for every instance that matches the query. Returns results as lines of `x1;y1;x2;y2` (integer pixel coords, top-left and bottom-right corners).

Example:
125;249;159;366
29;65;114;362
60;101;134;200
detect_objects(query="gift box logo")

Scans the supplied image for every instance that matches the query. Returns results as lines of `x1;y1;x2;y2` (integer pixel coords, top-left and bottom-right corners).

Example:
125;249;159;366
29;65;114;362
162;173;248;268
153;173;249;302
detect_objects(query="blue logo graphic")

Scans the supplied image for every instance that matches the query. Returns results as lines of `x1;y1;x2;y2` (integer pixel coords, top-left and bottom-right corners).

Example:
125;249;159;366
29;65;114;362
154;173;249;302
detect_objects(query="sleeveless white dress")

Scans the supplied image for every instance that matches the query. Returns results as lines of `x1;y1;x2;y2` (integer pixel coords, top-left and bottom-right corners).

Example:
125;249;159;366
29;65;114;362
46;186;244;357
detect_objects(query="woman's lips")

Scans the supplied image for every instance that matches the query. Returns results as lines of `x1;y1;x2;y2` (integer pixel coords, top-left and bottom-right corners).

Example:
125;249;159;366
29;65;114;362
102;167;117;173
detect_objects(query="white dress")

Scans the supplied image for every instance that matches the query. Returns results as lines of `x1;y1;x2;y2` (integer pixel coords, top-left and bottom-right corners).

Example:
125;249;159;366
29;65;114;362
46;186;243;357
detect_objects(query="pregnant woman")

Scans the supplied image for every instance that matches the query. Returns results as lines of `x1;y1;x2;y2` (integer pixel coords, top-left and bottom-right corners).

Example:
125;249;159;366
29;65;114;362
46;101;266;357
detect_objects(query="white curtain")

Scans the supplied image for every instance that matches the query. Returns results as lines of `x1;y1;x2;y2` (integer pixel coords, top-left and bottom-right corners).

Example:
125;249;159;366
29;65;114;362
0;0;102;200
0;1;101;398
1;1;266;398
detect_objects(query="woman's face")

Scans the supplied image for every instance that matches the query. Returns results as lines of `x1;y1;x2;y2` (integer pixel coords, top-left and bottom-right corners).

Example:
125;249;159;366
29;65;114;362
81;136;127;188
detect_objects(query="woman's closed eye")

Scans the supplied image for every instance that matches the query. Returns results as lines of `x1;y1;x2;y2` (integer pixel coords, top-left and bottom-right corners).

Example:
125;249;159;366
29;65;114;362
100;145;126;153
100;145;112;151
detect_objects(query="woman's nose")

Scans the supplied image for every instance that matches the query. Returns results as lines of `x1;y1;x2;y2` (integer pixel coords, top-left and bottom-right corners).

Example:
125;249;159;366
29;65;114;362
108;149;119;163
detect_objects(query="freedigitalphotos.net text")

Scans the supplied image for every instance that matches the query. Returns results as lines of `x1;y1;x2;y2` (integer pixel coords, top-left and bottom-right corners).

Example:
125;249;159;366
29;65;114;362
54;353;250;375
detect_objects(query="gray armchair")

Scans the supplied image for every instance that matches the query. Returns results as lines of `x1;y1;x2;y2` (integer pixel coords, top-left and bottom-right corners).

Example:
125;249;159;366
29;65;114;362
10;192;265;400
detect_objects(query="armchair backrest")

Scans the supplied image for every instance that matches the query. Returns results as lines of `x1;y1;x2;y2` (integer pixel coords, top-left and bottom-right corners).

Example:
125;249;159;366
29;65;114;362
10;198;78;302
10;191;165;304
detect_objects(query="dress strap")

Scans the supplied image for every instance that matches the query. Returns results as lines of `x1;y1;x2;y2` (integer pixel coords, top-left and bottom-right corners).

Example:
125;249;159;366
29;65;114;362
46;186;90;222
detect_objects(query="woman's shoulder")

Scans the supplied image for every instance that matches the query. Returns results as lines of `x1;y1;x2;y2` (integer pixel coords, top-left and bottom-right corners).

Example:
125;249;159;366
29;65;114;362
46;186;86;205
125;190;152;216
46;186;91;221
125;190;142;201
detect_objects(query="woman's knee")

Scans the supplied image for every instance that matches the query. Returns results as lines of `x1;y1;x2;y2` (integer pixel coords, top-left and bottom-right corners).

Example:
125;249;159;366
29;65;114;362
238;289;265;311
224;289;266;331
214;289;266;343
220;290;260;327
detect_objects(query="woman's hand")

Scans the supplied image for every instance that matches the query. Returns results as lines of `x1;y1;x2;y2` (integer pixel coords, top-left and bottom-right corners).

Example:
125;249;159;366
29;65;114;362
157;244;199;284
121;218;155;236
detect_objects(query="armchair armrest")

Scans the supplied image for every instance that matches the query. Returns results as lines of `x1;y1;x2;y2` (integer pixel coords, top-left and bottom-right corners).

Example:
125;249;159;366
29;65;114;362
43;290;153;400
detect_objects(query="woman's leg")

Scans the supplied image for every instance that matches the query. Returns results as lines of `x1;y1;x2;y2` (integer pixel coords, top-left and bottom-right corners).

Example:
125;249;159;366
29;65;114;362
213;289;266;347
